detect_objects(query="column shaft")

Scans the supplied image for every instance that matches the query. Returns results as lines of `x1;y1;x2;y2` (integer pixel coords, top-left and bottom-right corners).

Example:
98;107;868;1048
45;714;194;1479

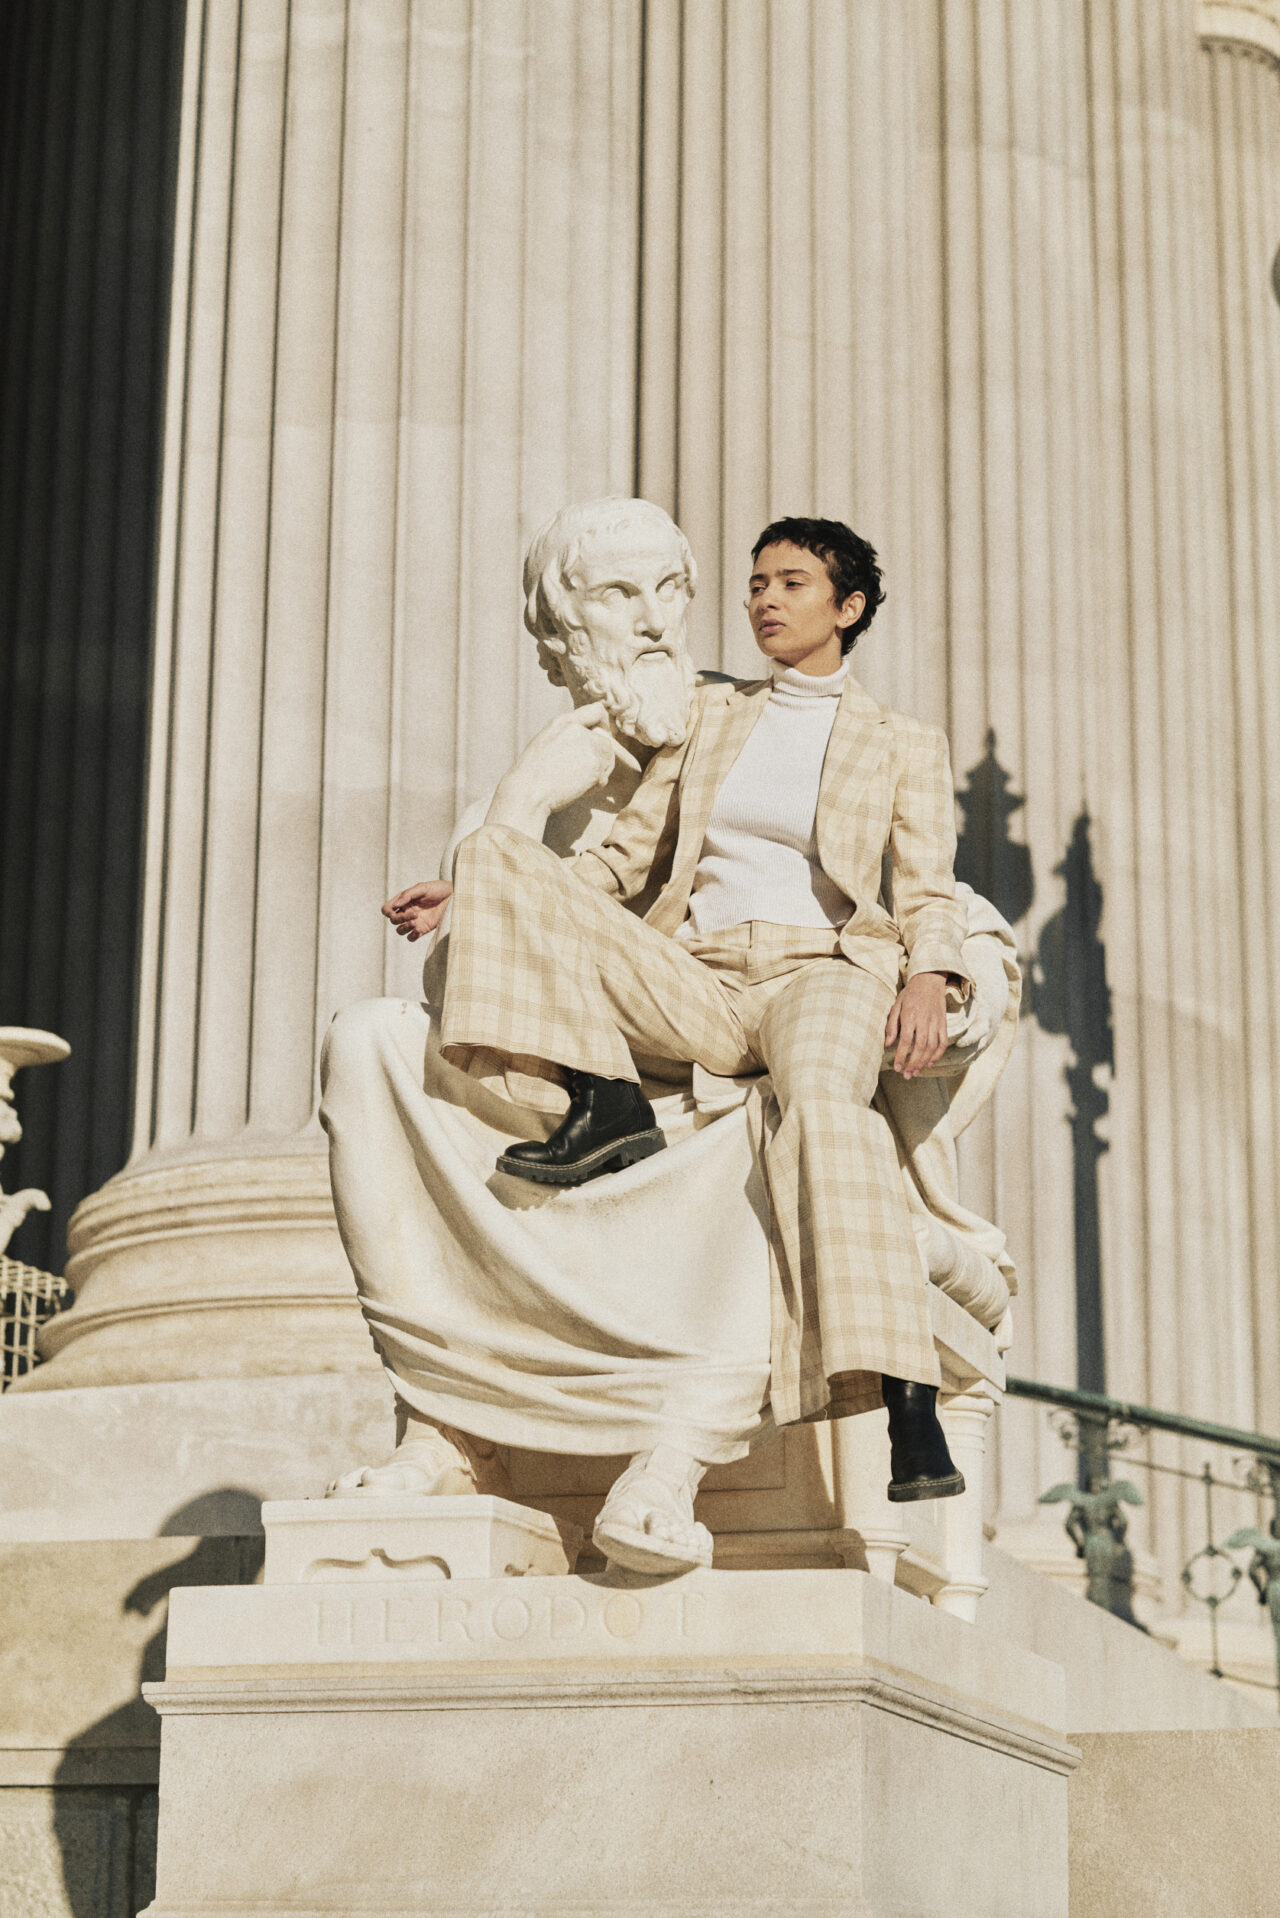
41;0;642;1390
937;0;1101;1537
638;0;947;696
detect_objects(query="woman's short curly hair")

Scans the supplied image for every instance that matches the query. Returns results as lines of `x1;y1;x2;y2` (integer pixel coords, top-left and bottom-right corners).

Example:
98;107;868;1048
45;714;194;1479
751;516;884;653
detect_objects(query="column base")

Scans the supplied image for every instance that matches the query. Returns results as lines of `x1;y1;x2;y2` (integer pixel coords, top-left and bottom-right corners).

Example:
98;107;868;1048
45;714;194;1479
27;1150;374;1392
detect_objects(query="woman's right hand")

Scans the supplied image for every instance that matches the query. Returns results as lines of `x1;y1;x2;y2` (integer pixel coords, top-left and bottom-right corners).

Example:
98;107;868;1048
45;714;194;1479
382;879;454;940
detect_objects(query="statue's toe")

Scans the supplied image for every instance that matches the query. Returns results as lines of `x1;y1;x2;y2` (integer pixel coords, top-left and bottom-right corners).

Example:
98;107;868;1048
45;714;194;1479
324;1434;477;1499
644;1509;686;1544
592;1460;713;1575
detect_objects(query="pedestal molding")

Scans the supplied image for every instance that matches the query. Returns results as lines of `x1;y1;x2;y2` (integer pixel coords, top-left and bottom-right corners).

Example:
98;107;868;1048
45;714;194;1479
145;1664;1079;1775
139;1903;965;1918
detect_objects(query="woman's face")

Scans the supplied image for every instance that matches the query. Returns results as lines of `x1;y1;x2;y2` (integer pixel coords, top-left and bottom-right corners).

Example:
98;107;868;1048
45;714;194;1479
746;541;862;674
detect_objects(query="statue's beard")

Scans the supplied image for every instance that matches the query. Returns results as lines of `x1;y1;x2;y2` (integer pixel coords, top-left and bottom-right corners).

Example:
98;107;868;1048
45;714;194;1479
569;644;697;749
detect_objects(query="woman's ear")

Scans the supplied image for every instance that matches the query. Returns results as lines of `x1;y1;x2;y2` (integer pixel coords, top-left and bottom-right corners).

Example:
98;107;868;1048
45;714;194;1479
837;590;866;632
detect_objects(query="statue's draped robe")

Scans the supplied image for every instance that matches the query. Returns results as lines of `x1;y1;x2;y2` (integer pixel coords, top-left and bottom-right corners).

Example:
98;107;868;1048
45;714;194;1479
322;856;1018;1463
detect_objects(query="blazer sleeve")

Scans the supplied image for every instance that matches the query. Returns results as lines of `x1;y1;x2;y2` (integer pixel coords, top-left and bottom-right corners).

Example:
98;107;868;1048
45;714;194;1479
890;723;973;996
568;731;687;902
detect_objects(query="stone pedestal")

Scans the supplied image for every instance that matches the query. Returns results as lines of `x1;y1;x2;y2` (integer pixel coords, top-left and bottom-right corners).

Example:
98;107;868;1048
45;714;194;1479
141;1535;1076;1918
261;1495;581;1584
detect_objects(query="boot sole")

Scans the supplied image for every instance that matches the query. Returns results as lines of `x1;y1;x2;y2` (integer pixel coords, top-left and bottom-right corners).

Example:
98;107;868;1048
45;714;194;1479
887;1471;966;1503
593;1517;713;1576
497;1128;667;1187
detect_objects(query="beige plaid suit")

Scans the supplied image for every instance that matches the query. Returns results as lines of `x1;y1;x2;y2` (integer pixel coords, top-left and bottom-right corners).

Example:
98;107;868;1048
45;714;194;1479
442;672;972;1425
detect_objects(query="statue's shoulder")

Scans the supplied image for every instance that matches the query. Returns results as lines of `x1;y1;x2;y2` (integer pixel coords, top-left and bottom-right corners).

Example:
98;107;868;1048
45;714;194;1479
696;669;756;689
694;671;768;703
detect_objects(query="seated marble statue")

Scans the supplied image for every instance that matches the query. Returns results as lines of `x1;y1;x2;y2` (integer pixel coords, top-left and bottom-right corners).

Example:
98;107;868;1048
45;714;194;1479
321;499;1019;1577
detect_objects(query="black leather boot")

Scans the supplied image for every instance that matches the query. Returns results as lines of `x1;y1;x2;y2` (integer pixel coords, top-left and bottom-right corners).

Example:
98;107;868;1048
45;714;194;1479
497;1071;667;1187
882;1376;965;1502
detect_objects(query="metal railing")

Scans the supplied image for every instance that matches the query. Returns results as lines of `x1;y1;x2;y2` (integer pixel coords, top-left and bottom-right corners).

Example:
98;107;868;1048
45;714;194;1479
1005;1376;1280;1704
0;1257;69;1387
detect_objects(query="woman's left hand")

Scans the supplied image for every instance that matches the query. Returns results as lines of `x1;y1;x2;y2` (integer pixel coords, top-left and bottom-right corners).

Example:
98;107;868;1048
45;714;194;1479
885;972;949;1078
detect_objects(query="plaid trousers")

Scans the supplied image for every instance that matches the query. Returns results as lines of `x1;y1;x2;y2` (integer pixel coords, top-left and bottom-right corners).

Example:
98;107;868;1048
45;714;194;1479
442;824;940;1422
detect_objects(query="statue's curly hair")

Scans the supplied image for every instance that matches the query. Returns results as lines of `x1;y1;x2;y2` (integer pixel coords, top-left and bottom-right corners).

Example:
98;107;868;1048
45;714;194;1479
523;499;697;681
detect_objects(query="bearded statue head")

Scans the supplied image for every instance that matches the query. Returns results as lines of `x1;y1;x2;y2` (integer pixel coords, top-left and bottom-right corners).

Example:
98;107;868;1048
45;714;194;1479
522;498;699;749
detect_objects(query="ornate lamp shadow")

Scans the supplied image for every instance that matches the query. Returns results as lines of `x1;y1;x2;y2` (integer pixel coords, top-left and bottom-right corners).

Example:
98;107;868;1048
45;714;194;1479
1030;813;1113;1397
956;740;1115;1398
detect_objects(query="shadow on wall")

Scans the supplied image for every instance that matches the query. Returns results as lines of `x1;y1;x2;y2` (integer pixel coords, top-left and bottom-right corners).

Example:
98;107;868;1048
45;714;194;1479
1030;814;1114;1398
954;729;1036;931
955;737;1114;1395
53;1492;264;1918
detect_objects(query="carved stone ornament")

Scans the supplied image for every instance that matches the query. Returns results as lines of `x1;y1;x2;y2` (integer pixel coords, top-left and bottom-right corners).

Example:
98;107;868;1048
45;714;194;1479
0;1027;70;1256
1198;0;1280;63
261;1496;581;1585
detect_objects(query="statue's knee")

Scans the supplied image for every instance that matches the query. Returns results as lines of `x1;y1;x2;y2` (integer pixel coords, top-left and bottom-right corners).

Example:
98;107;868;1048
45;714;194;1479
321;997;401;1083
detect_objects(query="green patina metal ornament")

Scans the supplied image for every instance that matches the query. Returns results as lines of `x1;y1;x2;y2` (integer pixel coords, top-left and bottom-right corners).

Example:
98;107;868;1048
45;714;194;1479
1039;1479;1147;1629
1225;1523;1280;1705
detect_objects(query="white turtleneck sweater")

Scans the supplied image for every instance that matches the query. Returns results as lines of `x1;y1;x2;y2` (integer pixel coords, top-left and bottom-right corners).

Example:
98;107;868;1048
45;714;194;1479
683;658;853;939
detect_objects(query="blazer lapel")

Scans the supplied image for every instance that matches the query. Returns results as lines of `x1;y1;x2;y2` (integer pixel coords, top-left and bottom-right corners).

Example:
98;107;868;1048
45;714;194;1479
815;674;891;883
667;678;772;903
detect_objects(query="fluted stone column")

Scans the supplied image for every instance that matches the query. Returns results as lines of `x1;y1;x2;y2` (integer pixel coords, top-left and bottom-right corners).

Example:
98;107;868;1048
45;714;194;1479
983;0;1280;1631
631;0;1098;1570
635;0;949;717
1174;1;1280;1659
928;0;1109;1569
33;0;642;1390
1072;0;1279;1633
1200;7;1280;1442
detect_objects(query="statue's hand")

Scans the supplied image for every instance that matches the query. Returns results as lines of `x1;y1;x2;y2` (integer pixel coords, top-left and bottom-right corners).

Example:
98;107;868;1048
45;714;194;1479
485;702;641;835
383;879;454;941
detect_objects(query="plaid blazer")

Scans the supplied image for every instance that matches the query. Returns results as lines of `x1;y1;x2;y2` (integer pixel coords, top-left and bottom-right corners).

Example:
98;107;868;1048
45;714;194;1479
572;673;972;998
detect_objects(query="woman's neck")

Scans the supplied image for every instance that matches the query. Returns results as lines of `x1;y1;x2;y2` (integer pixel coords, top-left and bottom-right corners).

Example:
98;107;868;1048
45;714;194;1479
770;656;849;696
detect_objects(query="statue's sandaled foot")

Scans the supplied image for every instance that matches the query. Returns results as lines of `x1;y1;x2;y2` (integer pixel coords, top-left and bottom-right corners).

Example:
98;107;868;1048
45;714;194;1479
326;1421;478;1499
882;1376;965;1503
498;1069;665;1187
592;1444;713;1575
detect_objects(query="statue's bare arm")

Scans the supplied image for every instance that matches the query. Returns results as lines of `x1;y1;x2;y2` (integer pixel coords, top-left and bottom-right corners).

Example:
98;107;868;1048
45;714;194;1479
485;701;639;837
383;701;640;942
